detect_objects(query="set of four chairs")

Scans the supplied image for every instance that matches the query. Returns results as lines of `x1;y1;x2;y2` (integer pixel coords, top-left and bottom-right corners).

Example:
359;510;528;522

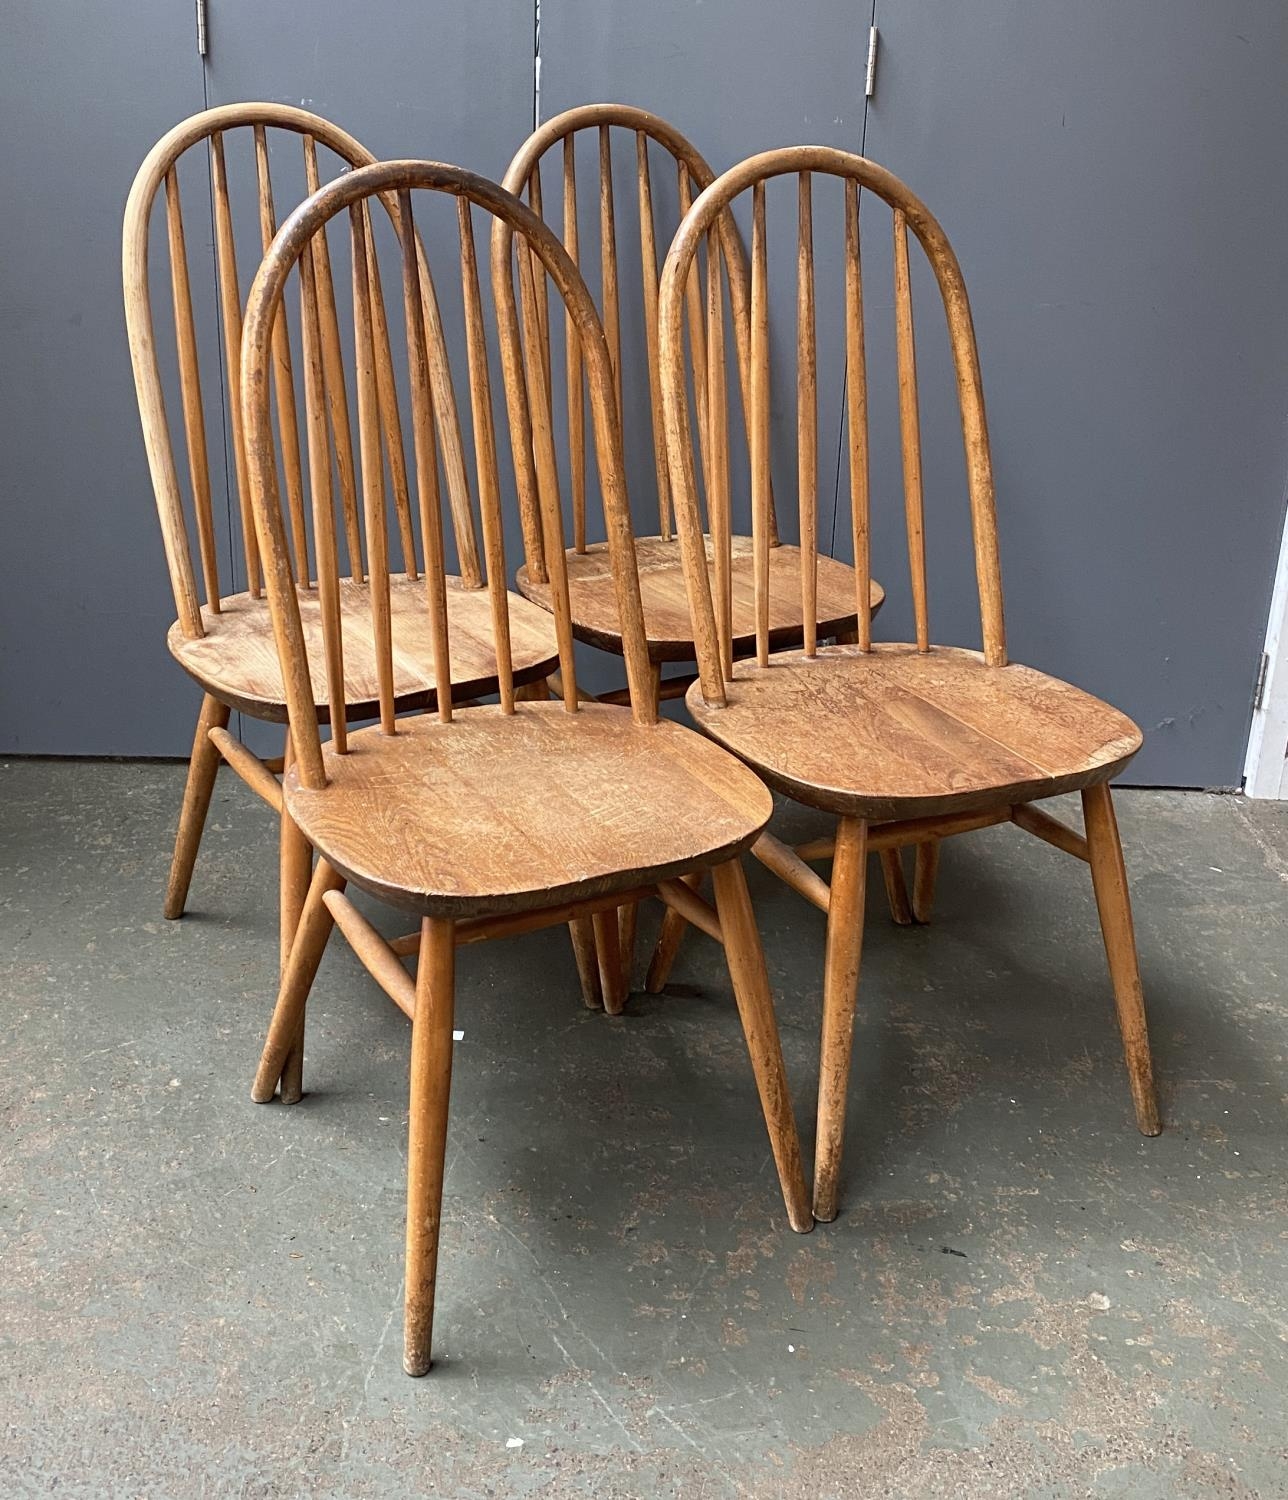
124;102;1160;1376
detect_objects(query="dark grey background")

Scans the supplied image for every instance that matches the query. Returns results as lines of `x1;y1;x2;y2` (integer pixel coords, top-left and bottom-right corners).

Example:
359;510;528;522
2;0;1286;785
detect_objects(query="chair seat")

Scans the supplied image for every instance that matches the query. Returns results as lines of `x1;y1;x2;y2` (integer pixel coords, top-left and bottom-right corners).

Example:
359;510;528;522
168;575;560;721
516;535;885;662
283;701;774;917
685;643;1143;822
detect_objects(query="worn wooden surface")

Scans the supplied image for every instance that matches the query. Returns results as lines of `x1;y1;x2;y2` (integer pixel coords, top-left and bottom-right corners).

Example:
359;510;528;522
687;644;1142;821
168;575;558;721
281;702;771;918
518;537;883;664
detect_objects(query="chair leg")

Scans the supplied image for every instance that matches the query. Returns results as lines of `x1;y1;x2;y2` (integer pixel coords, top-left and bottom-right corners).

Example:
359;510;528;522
279;732;313;976
645;906;687;994
879;849;913;926
710;858;813;1234
592;908;627;1016
163;693;231;920
813;817;868;1223
911;839;940;924
644;872;701;993
404;916;456;1377
1081;784;1162;1137
568;915;603;1009
251;859;344;1104
617;901;639;992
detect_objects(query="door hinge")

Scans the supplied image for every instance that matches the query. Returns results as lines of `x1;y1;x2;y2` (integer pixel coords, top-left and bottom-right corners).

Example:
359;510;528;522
196;0;208;56
865;27;879;98
1253;650;1270;711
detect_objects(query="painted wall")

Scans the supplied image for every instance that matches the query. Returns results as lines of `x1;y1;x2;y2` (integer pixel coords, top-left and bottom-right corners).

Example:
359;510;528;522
2;0;1286;786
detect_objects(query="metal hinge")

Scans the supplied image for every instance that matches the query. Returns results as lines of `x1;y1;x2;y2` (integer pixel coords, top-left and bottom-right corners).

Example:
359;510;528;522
196;0;208;56
865;27;879;97
1253;651;1270;711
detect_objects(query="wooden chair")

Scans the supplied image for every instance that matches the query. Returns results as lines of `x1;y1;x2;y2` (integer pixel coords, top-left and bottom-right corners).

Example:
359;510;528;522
240;159;812;1375
655;146;1162;1223
123;103;561;975
504;106;917;982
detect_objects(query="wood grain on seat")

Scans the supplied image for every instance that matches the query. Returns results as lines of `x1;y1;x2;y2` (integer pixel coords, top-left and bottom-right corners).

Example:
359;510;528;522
686;644;1142;821
168;574;559;720
283;702;772;917
518;535;883;663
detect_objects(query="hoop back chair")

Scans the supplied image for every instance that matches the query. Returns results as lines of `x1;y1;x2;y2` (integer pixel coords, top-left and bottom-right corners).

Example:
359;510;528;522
503;105;885;705
240;159;812;1375
123;104;558;966
657;147;1161;1222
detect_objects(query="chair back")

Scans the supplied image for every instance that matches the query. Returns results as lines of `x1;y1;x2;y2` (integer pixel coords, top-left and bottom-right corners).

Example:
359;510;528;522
658;146;1006;704
241;160;657;791
123;103;481;637
502;103;765;552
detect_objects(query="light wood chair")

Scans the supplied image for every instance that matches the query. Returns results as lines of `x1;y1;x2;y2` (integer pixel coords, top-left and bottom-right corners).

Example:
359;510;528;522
240;159;812;1375
504;105;916;983
123;104;561;974
656;146;1162;1223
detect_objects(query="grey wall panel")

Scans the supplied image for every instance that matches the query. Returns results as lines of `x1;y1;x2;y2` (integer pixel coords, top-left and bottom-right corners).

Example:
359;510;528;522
0;4;215;755
862;0;1288;786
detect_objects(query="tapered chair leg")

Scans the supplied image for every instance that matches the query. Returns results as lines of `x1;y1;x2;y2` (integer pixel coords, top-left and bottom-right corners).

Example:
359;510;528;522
618;901;639;994
879;849;913;926
163;693;231;920
813;817;868;1223
911;839;940;924
592;908;627;1016
568;915;603;1009
404;916;456;1377
644;872;702;993
710;858;813;1234
279;733;313;975
1081;783;1162;1137
251;859;345;1104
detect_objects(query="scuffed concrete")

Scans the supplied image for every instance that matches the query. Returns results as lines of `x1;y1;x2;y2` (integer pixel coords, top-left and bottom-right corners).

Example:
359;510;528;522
1;759;1286;1496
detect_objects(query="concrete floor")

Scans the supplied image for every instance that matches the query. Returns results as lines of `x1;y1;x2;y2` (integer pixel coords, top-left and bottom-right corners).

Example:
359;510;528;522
2;760;1287;1498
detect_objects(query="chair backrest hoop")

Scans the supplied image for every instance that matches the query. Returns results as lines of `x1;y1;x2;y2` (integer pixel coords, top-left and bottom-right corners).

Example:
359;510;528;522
242;160;651;791
502;102;771;554
658;145;1006;708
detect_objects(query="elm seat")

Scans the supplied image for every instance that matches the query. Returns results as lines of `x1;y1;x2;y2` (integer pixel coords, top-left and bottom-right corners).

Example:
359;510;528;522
518;534;885;662
281;702;773;918
685;644;1143;822
168;574;560;720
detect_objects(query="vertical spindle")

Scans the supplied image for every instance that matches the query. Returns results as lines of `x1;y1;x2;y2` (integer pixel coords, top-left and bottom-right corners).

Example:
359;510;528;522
351;203;396;732
750;181;770;667
797;173;818;657
457;198;515;711
893;207;929;651
846;180;872;650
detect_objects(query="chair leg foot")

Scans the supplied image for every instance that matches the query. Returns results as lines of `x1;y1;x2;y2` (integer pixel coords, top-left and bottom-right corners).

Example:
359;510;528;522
711;858;813;1234
617;901;639;993
879;849;913;926
568;915;603;1010
911;839;940;924
1081;784;1162;1137
592;909;627;1016
813;818;868;1223
645;906;688;994
163;694;230;920
403;917;456;1377
251;860;344;1104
